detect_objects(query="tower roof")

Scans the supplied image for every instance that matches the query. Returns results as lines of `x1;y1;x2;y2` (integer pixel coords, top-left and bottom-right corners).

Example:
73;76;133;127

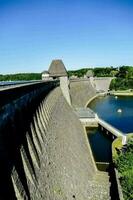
42;70;49;74
48;60;67;77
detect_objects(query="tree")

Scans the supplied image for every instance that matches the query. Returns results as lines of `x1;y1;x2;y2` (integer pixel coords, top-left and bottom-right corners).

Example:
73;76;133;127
116;66;133;78
115;138;133;200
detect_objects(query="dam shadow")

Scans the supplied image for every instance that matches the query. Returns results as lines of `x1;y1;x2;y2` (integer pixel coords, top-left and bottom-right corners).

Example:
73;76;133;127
0;82;56;199
86;127;112;163
87;127;120;199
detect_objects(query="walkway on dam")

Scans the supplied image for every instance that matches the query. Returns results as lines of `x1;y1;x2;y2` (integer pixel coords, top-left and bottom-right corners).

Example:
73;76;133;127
75;108;97;127
0;80;43;91
76;108;126;144
97;117;124;138
75;107;96;118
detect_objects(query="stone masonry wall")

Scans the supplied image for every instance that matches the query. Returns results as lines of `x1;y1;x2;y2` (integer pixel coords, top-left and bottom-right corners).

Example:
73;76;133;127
0;82;110;199
93;77;113;92
70;79;97;107
0;81;57;199
11;86;110;200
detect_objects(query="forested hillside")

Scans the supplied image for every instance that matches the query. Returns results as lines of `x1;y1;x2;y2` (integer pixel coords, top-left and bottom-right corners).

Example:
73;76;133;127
0;73;41;81
0;66;133;89
110;66;133;90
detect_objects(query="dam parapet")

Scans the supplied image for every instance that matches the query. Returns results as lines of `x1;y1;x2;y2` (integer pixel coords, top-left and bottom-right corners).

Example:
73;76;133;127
0;80;58;199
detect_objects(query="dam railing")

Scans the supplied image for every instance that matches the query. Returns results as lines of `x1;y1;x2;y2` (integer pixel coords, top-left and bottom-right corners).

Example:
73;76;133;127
0;80;40;87
97;117;124;138
0;80;59;108
97;117;127;145
76;108;127;145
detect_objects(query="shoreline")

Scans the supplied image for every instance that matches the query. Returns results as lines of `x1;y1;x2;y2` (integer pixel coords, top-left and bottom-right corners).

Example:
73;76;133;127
110;91;133;96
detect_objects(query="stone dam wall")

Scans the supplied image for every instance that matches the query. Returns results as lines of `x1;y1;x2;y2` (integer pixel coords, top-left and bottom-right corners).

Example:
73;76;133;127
0;81;110;200
70;79;97;107
93;77;113;92
0;81;57;199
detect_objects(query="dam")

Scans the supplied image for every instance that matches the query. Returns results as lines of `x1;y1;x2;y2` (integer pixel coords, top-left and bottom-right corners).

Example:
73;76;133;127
0;60;120;200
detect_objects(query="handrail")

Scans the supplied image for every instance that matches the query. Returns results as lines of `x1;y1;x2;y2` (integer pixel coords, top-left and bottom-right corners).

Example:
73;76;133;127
0;80;57;89
98;117;124;137
0;80;59;108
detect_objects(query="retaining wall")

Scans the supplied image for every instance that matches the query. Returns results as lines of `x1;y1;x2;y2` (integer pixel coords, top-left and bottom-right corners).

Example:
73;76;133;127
70;79;97;107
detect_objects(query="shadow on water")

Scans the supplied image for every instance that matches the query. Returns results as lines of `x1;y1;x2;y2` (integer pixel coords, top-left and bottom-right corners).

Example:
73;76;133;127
86;127;112;163
87;128;120;199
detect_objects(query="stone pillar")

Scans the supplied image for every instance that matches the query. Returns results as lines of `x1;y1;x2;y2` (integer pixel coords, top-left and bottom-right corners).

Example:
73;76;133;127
59;76;71;105
89;77;95;88
122;135;127;145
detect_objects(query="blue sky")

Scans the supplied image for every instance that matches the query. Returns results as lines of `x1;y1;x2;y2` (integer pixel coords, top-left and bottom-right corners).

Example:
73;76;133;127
0;0;133;74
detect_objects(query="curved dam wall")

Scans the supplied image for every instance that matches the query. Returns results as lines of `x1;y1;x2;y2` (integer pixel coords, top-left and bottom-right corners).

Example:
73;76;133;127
93;77;113;92
0;81;58;199
25;87;96;199
70;79;97;107
11;86;110;200
0;81;110;200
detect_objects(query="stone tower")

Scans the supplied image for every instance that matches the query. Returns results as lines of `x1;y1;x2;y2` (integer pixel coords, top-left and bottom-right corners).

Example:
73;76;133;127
48;60;71;105
86;70;95;88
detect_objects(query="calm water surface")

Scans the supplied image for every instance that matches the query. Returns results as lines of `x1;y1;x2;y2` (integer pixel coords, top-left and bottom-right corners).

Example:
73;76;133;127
87;95;133;162
0;81;34;86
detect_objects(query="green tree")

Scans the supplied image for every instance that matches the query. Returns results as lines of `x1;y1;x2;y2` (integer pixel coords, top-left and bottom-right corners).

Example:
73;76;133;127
116;66;133;78
115;139;133;200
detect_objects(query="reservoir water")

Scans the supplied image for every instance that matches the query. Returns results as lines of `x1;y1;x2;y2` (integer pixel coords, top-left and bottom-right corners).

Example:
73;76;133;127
0;81;35;87
87;95;133;162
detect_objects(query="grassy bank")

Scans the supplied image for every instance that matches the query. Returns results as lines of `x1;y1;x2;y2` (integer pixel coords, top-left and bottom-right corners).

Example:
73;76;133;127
110;90;133;96
112;134;133;200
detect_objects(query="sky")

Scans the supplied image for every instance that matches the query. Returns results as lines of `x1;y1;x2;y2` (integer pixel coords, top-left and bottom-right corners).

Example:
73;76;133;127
0;0;133;74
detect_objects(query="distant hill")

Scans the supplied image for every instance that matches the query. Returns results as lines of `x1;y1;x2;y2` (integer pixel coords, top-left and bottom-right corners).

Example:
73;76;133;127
68;66;119;77
0;66;132;84
0;73;41;81
68;66;133;78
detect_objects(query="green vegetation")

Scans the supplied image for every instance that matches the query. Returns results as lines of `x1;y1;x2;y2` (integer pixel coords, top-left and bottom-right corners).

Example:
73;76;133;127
110;66;133;90
112;137;123;161
114;138;133;200
116;66;133;78
110;78;133;90
93;67;118;77
68;68;89;77
68;67;118;77
0;73;41;81
68;66;133;79
0;66;133;85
